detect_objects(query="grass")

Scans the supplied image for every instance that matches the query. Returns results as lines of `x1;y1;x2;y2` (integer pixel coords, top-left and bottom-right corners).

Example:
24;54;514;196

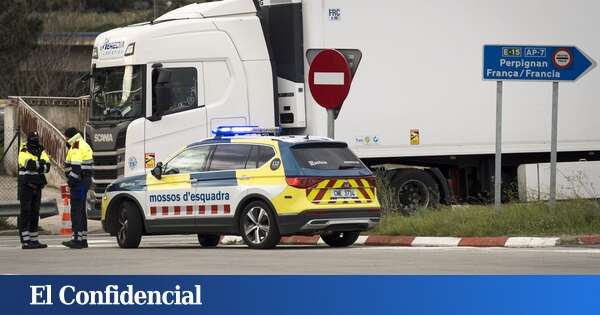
374;200;600;237
37;10;153;33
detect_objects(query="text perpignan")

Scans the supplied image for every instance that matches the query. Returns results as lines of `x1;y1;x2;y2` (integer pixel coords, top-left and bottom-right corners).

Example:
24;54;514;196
30;284;202;306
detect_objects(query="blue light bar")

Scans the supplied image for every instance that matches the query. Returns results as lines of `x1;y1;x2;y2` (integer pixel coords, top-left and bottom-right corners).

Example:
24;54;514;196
212;126;282;137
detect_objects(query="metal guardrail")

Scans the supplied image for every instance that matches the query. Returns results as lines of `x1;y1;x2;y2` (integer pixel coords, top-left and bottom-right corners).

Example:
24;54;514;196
0;200;58;218
13;97;68;169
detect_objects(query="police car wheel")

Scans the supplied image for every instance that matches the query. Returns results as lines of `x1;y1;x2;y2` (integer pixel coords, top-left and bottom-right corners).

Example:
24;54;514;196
116;201;143;249
240;201;281;249
197;234;220;247
320;231;360;247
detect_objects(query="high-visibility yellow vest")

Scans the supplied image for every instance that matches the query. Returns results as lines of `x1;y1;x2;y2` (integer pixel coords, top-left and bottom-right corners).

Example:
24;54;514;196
18;143;50;186
64;133;94;182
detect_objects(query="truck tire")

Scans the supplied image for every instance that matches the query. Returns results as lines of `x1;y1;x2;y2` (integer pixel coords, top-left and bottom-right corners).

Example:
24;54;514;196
321;231;360;247
391;169;440;213
239;200;281;249
197;234;220;247
116;201;143;249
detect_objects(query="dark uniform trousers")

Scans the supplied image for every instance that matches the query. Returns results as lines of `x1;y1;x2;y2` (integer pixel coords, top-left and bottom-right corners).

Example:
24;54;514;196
18;184;43;243
70;177;91;240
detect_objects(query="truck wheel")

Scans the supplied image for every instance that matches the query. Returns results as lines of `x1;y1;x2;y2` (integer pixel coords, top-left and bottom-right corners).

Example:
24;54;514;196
321;231;360;247
116;201;143;249
239;200;281;249
391;169;440;213
197;234;220;247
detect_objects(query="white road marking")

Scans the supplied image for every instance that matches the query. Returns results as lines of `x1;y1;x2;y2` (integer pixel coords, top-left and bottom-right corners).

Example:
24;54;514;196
87;240;113;244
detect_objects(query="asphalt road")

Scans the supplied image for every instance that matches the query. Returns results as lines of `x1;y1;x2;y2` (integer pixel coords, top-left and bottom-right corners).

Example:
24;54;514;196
1;234;600;274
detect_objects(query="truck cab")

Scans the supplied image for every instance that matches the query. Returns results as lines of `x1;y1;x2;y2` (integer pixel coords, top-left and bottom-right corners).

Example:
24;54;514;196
87;0;277;217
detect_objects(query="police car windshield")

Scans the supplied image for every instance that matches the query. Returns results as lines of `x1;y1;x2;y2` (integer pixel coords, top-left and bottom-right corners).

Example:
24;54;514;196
90;65;145;121
291;143;365;170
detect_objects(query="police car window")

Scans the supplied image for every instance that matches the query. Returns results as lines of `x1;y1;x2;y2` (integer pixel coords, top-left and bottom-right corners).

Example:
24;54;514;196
257;146;275;168
245;146;258;169
152;67;198;115
291;144;364;170
245;145;275;169
165;146;210;174
209;144;252;171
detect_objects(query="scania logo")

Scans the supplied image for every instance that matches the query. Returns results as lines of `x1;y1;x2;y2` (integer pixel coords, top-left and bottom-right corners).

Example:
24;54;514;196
94;133;114;143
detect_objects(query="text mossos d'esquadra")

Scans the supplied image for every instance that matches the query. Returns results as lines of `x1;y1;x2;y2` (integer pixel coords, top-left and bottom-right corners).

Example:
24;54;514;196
149;191;230;203
30;284;202;306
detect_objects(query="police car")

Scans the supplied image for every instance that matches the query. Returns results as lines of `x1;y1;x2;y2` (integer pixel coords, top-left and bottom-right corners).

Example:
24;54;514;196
101;126;380;249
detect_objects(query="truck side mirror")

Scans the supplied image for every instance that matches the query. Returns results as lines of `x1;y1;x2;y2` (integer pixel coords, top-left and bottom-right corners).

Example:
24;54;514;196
151;162;163;179
150;69;173;120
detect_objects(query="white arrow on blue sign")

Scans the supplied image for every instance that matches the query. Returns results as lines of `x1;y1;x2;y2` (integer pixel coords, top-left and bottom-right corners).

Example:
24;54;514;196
483;45;595;81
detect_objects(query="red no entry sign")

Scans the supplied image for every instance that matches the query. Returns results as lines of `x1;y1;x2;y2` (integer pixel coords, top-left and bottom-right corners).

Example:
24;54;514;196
308;49;352;110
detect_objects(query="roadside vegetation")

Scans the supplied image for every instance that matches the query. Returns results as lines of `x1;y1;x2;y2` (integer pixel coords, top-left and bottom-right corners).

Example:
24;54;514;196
38;10;153;32
374;173;600;237
375;200;600;237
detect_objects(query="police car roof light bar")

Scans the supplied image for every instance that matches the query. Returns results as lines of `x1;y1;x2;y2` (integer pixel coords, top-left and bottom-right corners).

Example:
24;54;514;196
212;126;282;137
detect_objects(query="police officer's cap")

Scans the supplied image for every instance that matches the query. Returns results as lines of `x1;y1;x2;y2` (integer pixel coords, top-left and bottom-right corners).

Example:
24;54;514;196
27;131;40;144
64;127;79;139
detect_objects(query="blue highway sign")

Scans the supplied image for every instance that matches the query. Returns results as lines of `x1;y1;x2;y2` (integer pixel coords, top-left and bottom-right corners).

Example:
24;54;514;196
483;45;594;81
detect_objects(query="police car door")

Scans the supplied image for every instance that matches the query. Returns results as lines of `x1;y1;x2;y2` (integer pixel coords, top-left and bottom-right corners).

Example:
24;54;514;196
145;145;210;232
189;143;253;232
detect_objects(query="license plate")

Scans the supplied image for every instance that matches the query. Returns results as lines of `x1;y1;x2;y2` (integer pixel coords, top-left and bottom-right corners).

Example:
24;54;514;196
332;189;357;198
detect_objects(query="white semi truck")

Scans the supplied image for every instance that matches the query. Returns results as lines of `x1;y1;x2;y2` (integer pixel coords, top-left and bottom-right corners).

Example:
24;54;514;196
86;0;600;218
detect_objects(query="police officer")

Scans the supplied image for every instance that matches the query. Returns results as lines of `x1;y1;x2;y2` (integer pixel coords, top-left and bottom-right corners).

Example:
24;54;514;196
62;127;94;249
18;132;51;249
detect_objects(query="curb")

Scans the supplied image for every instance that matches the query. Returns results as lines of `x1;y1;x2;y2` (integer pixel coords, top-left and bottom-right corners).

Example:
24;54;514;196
218;235;565;248
576;235;600;245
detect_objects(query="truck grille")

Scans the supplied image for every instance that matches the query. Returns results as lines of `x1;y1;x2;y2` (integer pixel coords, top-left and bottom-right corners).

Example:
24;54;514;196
94;155;118;166
94;169;119;180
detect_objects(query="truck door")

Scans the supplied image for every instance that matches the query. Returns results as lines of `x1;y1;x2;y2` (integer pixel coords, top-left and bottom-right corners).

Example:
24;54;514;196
203;61;249;131
145;62;207;165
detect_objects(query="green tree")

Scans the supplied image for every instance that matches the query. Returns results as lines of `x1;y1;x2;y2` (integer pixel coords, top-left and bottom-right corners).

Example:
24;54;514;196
0;1;42;97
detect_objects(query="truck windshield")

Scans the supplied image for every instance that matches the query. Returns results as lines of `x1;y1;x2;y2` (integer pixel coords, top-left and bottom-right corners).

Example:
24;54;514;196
90;65;145;121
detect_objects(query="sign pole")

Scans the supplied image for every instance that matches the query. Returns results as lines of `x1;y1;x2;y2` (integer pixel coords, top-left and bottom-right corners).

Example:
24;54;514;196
494;81;503;208
549;81;559;205
327;109;335;139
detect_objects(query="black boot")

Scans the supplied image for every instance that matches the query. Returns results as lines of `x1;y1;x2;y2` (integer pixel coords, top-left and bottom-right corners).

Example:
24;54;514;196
21;241;35;250
30;241;48;249
82;240;88;248
62;239;85;249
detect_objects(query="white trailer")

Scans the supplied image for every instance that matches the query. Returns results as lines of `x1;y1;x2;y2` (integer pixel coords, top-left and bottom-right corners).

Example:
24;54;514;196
85;0;600;217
